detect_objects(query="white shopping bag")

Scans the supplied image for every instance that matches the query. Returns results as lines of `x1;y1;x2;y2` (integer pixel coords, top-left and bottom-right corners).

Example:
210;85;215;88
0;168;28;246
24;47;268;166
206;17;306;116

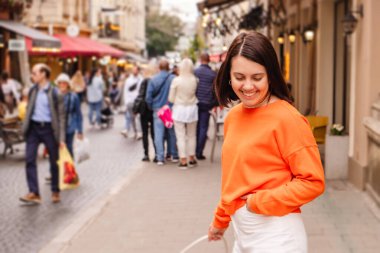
74;138;90;164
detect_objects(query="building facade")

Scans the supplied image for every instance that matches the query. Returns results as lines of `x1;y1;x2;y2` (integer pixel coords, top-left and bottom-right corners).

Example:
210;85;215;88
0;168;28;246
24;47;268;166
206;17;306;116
198;0;380;206
90;0;146;54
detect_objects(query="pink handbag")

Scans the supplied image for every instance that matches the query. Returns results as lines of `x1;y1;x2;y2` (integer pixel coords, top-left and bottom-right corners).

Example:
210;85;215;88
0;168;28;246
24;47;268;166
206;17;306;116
157;104;174;128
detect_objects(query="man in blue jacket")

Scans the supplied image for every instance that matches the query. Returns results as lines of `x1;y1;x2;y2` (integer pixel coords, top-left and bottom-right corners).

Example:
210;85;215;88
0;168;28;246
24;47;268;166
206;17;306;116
194;53;217;160
145;60;178;165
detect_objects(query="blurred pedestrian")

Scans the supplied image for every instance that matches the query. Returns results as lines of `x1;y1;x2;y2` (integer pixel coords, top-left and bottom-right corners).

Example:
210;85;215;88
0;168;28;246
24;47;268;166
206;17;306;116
145;59;179;165
207;32;325;252
194;53;217;160
18;88;29;121
171;64;179;76
168;58;198;169
121;66;142;139
20;63;65;204
133;63;157;161
86;68;105;128
0;86;6;120
71;70;86;103
56;73;84;157
1;71;21;114
108;81;120;110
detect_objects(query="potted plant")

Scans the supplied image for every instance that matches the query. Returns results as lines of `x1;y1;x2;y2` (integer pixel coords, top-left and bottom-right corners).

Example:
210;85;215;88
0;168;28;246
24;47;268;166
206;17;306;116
325;124;349;179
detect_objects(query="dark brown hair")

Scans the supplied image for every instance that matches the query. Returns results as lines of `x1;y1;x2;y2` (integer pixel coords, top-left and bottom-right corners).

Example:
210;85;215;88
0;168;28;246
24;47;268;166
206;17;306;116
214;31;292;107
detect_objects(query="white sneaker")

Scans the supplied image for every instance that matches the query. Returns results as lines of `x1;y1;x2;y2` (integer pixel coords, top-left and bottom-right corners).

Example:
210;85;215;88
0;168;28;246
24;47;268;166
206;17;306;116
157;161;164;166
120;130;128;138
136;133;143;140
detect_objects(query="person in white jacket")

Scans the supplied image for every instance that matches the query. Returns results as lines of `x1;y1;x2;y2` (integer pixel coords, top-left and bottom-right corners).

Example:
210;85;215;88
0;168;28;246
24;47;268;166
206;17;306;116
121;66;143;139
168;58;198;169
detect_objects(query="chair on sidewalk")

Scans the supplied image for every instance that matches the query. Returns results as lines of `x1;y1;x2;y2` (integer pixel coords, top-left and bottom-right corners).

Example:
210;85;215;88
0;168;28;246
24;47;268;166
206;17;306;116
0;117;24;157
305;115;329;144
210;107;227;163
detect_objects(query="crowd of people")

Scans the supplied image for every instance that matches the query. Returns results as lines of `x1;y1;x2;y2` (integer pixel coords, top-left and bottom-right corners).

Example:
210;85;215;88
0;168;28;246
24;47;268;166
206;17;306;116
1;52;217;204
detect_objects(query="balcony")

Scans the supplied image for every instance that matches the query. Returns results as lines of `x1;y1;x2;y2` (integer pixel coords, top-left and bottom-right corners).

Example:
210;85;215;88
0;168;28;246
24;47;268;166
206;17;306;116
98;22;120;39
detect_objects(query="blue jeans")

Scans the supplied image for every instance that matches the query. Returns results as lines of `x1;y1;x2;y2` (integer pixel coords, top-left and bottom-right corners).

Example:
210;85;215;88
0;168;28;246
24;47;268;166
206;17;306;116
65;132;75;158
125;102;140;133
88;101;102;125
153;109;178;161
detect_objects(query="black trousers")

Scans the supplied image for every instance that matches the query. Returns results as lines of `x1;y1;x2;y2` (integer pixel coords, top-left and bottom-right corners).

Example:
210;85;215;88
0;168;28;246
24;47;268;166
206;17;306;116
196;103;212;157
140;110;156;157
25;122;59;194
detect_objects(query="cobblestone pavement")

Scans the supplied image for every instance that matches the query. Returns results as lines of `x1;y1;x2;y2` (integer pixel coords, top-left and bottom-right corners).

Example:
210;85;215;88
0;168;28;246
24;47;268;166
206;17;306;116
0;112;144;253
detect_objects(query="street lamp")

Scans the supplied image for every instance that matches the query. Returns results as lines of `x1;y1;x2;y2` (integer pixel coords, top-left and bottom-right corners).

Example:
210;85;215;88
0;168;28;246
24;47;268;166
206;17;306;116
288;31;296;44
342;4;364;35
303;27;315;43
0;34;4;48
277;33;285;45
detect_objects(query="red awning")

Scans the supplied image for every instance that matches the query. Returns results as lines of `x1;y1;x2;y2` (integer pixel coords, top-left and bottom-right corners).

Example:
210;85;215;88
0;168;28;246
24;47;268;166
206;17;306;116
26;34;124;57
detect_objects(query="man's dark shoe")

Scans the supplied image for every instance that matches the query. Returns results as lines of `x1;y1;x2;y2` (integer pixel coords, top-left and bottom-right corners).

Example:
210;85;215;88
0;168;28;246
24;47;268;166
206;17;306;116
178;163;188;170
188;160;198;168
153;157;158;163
196;155;206;160
142;156;150;162
52;192;61;203
19;193;41;204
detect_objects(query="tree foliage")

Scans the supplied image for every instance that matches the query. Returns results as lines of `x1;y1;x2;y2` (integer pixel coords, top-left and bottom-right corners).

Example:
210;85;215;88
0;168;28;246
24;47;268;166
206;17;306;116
187;34;205;63
0;0;33;20
146;12;184;57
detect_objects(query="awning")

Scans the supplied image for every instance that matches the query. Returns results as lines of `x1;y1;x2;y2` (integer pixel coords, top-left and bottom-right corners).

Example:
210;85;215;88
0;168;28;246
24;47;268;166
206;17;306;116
197;0;245;12
26;34;125;57
0;20;61;50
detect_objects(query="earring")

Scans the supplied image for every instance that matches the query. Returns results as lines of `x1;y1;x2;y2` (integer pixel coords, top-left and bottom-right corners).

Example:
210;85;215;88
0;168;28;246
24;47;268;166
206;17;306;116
229;80;231;85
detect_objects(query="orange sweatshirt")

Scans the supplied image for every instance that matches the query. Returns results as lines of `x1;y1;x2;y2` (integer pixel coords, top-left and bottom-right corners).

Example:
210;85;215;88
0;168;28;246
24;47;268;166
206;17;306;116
213;100;325;229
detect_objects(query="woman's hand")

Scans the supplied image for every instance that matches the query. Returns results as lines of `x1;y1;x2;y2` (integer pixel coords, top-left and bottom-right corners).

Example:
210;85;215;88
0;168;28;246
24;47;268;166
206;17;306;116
208;224;226;241
241;194;254;213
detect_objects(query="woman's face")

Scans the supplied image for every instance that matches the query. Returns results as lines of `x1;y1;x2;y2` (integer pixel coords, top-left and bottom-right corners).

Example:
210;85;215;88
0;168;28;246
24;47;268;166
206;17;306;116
230;55;269;108
58;81;70;94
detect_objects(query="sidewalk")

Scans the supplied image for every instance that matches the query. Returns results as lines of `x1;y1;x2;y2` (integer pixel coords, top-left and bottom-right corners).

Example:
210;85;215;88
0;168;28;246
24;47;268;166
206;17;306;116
41;142;380;253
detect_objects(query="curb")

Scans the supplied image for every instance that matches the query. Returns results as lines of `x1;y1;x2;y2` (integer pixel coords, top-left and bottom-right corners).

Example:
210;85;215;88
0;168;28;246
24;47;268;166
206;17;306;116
39;164;146;253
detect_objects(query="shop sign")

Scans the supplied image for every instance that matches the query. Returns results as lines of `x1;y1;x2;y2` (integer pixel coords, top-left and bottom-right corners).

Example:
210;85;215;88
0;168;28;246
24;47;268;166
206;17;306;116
8;39;25;51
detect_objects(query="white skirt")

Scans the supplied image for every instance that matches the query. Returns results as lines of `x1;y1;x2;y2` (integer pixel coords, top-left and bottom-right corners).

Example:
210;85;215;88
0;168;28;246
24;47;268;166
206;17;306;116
172;104;198;123
231;206;307;253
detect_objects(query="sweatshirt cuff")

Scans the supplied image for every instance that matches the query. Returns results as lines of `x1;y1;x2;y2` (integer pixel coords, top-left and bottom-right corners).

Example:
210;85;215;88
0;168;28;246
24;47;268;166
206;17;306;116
212;217;230;229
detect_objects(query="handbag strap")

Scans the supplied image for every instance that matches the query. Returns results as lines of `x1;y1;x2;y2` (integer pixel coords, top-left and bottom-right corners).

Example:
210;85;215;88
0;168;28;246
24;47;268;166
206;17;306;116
153;73;171;99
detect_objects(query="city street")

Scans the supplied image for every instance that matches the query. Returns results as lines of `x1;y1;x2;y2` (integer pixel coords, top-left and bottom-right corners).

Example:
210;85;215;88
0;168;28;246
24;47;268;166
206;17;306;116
0;112;144;253
1;113;380;253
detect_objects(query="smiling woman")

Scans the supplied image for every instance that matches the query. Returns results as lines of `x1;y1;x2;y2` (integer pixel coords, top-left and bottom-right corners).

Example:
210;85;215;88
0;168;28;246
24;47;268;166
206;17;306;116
208;31;325;253
214;31;292;108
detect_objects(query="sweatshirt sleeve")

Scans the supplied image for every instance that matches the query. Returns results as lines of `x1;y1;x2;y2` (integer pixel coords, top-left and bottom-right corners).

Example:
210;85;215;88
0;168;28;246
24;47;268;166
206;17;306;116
247;112;325;216
212;113;232;229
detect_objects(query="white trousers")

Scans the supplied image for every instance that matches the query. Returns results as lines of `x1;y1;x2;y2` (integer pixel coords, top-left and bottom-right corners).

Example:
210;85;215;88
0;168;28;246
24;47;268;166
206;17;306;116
173;121;197;159
231;206;307;253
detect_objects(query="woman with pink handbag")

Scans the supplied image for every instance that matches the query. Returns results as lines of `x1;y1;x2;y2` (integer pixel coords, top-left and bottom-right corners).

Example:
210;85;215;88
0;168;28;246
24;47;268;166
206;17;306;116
168;58;198;169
